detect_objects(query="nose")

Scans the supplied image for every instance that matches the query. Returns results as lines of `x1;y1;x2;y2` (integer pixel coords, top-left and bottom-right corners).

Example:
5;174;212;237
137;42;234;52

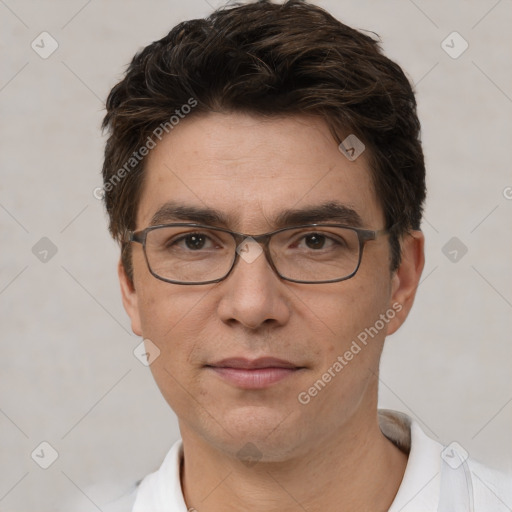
216;239;291;330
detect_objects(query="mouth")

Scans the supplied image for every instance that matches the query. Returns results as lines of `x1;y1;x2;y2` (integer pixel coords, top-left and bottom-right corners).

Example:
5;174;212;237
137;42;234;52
205;357;305;389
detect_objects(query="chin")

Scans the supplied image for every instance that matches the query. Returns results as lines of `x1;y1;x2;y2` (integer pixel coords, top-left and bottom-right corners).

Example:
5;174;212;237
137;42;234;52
201;405;311;463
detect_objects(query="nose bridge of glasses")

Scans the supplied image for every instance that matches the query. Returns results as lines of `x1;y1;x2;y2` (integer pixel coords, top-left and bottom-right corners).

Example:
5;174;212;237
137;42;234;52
229;230;273;259
244;231;272;246
233;231;275;268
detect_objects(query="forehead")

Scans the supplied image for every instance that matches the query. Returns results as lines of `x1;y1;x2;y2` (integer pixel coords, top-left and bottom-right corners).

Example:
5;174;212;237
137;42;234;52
137;112;383;231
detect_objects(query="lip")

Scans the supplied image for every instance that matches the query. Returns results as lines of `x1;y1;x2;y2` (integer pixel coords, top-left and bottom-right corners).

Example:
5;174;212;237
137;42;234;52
206;357;304;389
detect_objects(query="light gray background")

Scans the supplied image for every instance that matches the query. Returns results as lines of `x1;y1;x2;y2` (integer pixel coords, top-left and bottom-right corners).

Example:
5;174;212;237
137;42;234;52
1;0;511;510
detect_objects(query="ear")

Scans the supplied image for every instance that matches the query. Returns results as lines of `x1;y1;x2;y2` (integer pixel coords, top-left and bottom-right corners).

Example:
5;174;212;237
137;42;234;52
386;230;425;336
118;259;143;336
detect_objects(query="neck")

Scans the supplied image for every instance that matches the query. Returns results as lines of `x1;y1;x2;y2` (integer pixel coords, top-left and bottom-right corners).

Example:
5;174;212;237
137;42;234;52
180;409;408;512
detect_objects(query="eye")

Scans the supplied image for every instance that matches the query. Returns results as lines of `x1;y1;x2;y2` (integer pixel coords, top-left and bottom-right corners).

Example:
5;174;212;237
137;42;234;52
302;233;328;250
172;232;217;250
295;232;343;250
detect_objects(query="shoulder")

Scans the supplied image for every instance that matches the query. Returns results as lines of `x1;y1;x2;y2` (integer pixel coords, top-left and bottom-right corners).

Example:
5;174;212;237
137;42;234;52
467;457;512;510
380;409;512;512
75;440;184;512
61;480;140;512
100;483;139;512
131;439;188;511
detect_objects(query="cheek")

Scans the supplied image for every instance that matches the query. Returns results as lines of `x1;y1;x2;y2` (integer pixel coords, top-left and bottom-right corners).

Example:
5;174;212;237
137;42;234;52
137;287;215;413
301;265;392;396
310;280;387;343
135;280;206;363
137;287;242;394
299;287;388;408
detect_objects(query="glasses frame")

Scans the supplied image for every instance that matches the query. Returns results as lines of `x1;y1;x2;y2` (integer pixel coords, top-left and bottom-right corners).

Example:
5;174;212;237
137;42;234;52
127;222;391;285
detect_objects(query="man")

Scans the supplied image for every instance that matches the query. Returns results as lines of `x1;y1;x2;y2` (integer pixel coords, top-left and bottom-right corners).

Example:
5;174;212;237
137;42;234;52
100;1;511;510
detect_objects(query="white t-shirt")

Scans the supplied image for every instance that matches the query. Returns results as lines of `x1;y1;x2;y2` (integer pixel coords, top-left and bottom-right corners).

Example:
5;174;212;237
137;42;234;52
102;410;511;511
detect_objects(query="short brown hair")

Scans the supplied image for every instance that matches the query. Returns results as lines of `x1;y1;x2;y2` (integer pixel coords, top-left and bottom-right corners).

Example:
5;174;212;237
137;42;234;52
102;0;426;282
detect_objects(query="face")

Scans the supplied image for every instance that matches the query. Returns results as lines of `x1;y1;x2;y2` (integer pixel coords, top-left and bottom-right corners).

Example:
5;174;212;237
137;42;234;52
119;112;423;462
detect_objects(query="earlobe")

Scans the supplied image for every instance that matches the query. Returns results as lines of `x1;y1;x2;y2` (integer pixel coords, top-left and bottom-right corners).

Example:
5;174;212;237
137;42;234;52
117;260;143;336
386;230;425;336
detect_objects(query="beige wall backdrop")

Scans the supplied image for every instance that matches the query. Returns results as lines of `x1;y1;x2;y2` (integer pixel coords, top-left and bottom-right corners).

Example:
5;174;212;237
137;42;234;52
1;0;511;510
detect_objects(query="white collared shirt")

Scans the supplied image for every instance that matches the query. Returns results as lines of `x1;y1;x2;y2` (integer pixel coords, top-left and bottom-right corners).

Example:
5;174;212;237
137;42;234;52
101;410;512;511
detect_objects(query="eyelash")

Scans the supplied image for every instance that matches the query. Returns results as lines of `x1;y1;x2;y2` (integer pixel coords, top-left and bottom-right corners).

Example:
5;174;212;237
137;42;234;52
169;231;344;250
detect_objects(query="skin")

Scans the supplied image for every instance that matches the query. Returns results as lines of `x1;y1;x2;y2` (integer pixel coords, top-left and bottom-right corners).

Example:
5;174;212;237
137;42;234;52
119;112;425;511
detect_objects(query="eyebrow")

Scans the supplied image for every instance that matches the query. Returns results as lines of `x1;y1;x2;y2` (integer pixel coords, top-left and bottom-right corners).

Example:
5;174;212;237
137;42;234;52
148;201;364;230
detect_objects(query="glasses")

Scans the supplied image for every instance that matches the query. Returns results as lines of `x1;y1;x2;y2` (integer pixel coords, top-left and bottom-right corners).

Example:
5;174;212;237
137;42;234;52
127;223;390;285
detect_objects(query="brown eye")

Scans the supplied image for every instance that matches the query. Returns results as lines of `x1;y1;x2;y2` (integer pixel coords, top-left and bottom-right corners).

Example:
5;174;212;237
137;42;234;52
304;234;326;249
184;234;207;250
